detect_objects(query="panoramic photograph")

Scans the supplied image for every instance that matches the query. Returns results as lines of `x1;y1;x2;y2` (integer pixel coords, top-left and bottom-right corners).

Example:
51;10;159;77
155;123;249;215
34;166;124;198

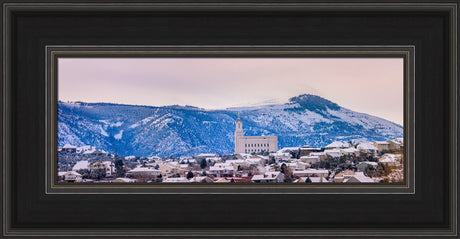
57;57;404;184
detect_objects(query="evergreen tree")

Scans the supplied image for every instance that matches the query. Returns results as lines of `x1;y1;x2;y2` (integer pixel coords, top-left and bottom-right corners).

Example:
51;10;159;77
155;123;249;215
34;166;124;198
114;159;125;177
200;158;208;169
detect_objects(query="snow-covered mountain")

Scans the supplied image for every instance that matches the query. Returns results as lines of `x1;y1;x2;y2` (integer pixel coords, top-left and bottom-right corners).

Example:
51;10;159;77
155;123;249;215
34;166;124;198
58;94;403;157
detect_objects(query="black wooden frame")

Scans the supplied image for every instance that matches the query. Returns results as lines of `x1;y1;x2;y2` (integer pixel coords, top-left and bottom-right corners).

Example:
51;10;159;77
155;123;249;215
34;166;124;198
1;1;459;238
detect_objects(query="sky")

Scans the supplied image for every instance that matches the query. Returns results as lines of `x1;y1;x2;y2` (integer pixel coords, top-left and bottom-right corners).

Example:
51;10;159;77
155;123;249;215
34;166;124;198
58;58;404;125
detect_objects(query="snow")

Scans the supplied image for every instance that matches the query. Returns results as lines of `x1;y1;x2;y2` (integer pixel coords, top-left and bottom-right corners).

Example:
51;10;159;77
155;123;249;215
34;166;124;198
357;142;378;151
163;177;191;183
344;172;375;183
114;130;124;140
325;141;349;148
72;160;89;171
99;125;108;136
62;143;76;149
58;94;404;158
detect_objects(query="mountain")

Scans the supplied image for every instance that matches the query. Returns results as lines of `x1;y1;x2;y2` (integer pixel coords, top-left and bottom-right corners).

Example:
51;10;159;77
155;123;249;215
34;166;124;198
58;94;403;157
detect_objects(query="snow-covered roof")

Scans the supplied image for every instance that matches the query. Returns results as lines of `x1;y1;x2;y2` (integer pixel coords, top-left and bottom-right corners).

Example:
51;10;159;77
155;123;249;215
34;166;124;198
293;169;329;175
189;176;213;182
163;177;191;183
379;153;401;163
209;163;234;171
300;155;320;160
344;172;375;183
62;143;77;149
300;177;329;183
72;160;89;171
214;178;230;183
196;153;217;157
129;167;162;173
324;149;343;158
341;147;359;153
83;149;108;155
225;160;246;165
395;138;404;144
357;142;378;150
64;171;82;176
102;161;113;167
388;139;402;145
374;141;390;145
277;147;300;153
113;177;136;183
325;141;349;148
305;169;329;174
357;161;378;167
252;171;282;180
309;152;326;156
246;158;263;165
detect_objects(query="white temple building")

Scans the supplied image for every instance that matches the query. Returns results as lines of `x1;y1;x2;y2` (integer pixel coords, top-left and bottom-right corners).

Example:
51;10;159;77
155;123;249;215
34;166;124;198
234;113;278;154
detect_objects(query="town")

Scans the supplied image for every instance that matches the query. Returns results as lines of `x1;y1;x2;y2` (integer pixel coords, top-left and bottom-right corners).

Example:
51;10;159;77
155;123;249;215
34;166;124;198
58;138;404;184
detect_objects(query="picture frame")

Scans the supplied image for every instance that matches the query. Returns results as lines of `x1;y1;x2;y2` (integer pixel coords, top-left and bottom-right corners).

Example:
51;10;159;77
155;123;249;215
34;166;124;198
1;0;458;238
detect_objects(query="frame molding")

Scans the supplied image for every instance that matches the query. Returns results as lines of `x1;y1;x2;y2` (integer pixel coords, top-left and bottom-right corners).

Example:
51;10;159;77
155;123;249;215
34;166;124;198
45;45;415;195
1;1;458;238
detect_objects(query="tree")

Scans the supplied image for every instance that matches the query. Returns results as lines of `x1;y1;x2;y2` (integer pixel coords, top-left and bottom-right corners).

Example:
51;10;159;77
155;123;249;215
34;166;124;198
114;159;125;177
90;168;106;180
154;164;160;170
76;169;90;179
305;177;312;183
280;163;287;174
200;158;208;169
186;171;194;179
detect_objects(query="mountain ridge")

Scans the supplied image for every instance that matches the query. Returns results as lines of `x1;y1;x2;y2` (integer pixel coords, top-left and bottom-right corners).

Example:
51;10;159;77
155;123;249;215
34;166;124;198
58;94;403;157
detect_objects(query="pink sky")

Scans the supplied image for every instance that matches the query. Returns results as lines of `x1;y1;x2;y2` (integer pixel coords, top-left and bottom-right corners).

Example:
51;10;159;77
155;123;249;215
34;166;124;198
58;58;404;125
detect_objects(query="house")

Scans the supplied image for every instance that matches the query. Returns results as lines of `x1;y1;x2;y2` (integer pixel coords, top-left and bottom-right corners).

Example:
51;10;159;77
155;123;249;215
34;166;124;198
208;163;234;177
298;176;329;183
324;149;343;158
341;147;359;155
333;169;355;183
344;171;375;183
157;163;180;178
378;154;399;166
189;176;214;183
287;161;308;171
357;142;378;154
356;161;378;172
62;171;82;182
270;152;292;162
58;171;67;182
374;141;390;152
128;166;162;182
62;143;77;153
292;169;329;178
300;155;320;164
72;160;89;171
83;148;108;156
102;161;115;177
251;171;285;183
309;152;327;161
214;178;231;183
128;166;162;176
163;177;191;183
325;141;349;149
112;177;136;183
76;145;93;154
388;139;403;152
